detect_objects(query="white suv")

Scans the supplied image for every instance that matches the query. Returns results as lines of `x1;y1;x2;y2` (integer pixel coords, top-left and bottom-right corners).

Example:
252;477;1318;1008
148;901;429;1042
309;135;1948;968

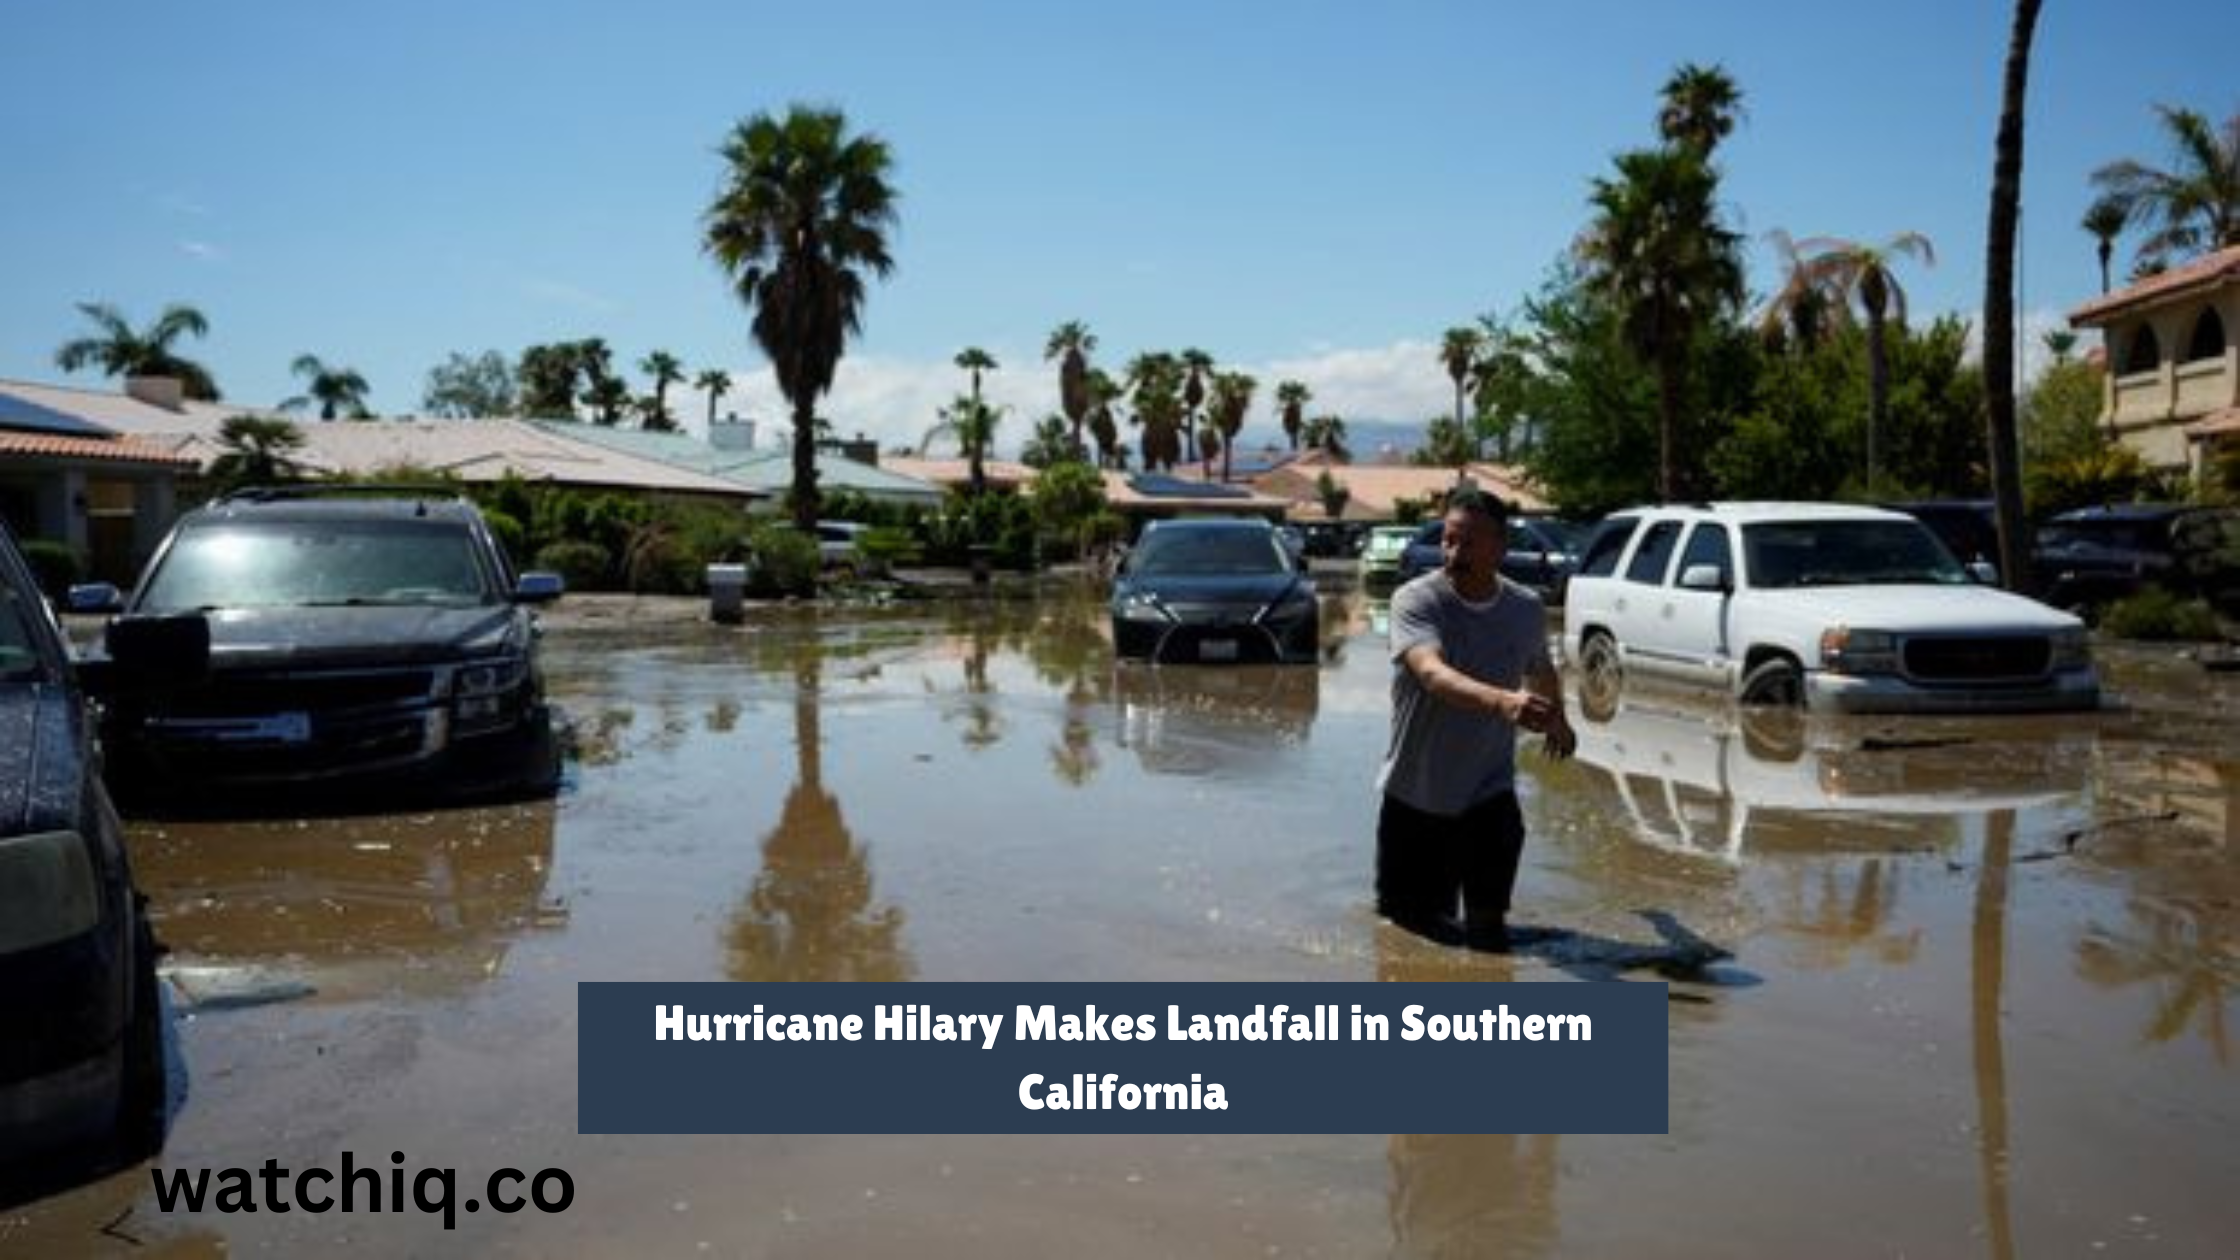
1562;503;2099;714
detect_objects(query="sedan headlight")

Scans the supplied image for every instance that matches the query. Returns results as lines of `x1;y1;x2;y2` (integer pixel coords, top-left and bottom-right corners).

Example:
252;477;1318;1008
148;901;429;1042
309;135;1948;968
1115;593;1174;623
2049;626;2091;671
0;830;100;953
1257;587;1318;624
1820;627;1899;675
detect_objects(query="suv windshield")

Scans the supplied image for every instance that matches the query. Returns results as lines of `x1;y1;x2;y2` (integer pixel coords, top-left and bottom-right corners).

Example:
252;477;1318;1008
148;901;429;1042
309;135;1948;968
1742;519;1967;589
1132;528;1288;576
139;520;496;612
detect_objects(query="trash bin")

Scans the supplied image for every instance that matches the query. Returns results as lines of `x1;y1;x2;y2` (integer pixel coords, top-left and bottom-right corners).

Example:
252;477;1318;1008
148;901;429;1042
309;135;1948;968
706;563;749;624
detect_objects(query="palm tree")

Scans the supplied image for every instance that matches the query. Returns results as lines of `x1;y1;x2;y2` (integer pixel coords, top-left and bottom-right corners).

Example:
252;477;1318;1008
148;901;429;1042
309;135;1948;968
923;395;1001;497
1757;228;1850;349
696;368;733;427
1209;371;1257;483
1580;147;1744;501
206;415;306;490
1657;62;1744;158
1439;326;1484;431
704;105;899;530
583;374;632;426
54;301;220;400
2042;329;2078;365
954;347;997;412
2090;104;2240;272
284;354;371;420
1984;0;2041;595
1124;352;1184;471
1807;232;1936;495
1086;368;1123;469
2081;195;2130;295
1275;380;1311;451
639;350;685;432
1179;348;1215;463
1302;413;1350;462
1045;321;1096;456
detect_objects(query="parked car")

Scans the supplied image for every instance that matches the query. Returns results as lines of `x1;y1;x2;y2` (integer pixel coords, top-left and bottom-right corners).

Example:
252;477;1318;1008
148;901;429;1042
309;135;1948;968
815;521;872;568
0;521;168;1184
73;490;565;811
1359;525;1416;591
1110;518;1319;664
1300;522;1362;559
1882;500;2002;573
2031;503;2236;612
1396;514;1585;602
1562;503;2098;714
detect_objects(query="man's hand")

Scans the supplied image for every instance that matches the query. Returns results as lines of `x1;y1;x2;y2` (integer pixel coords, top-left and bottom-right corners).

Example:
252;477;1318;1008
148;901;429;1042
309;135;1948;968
1499;688;1558;733
1540;713;1577;761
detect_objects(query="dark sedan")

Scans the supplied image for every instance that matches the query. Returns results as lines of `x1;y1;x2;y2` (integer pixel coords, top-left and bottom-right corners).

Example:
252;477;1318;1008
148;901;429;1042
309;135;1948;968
2032;503;2233;611
1110;519;1319;664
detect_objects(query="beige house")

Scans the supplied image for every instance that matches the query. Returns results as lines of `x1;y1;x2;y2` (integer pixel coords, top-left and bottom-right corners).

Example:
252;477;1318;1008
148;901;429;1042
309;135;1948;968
2068;243;2240;479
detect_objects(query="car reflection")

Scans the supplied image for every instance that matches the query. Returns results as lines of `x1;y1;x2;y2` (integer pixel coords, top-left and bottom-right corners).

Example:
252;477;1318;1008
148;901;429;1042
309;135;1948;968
1112;665;1320;777
129;801;562;1002
1569;698;2090;861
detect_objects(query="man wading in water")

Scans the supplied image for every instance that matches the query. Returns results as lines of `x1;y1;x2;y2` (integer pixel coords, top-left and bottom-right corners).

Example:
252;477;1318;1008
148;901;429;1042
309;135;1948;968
1377;489;1575;951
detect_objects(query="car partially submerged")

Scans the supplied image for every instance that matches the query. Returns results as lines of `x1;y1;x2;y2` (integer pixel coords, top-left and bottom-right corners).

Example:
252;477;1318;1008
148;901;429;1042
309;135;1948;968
75;490;564;812
1563;503;2099;715
1110;518;1319;665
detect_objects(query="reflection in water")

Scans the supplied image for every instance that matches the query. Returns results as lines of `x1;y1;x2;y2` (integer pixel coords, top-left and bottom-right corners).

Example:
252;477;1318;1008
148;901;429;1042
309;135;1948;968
132;802;561;998
1376;925;1561;1259
2078;893;2237;1060
1775;859;1921;968
1972;810;2016;1260
1113;665;1319;777
726;644;912;982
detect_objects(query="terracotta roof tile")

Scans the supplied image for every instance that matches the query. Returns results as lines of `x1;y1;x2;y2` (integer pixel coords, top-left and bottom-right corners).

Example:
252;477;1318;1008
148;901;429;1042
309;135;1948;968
2069;245;2240;326
0;432;201;467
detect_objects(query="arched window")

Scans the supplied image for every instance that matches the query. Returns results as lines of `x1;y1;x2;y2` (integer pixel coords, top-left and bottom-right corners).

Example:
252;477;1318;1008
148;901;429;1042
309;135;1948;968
2122;324;2162;374
2186;308;2227;362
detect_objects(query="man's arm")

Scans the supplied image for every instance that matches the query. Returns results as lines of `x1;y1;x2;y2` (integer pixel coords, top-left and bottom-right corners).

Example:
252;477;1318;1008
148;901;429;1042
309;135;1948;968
1400;643;1556;732
1524;654;1575;760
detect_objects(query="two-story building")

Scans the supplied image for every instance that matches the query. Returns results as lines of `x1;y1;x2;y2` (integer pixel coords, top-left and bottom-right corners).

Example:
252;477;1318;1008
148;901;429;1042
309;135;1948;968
2068;243;2240;481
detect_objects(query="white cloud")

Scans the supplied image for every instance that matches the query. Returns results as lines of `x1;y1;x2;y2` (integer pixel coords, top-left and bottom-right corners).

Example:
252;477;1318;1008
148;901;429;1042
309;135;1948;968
177;239;223;262
669;338;1459;457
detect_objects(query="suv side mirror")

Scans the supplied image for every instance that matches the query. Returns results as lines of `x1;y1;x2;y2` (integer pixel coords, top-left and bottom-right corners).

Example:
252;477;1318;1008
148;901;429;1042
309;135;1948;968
1967;560;1999;585
67;582;124;615
82;612;211;698
1678;563;1728;592
513;572;565;604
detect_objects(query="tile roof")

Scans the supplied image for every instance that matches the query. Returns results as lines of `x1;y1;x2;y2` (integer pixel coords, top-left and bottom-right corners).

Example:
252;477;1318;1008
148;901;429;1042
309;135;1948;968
0;432;202;468
534;420;943;501
1099;470;1292;512
879;456;1039;491
2069;244;2240;325
1254;459;1547;517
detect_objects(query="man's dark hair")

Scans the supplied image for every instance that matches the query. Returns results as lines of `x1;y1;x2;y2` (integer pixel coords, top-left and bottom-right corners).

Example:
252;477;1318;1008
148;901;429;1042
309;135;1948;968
1444;487;1510;529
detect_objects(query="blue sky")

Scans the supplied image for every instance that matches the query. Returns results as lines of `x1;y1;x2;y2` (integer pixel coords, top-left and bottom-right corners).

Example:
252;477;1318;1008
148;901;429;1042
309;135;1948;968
2;1;2235;453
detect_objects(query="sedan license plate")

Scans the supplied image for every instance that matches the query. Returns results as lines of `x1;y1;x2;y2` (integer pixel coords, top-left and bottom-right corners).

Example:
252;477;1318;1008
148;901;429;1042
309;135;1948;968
1198;638;1239;663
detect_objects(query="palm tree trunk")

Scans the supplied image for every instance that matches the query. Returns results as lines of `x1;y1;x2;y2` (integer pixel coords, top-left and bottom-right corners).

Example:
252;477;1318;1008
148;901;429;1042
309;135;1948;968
1867;303;1888;496
1656;344;1683;502
792;398;820;531
1984;0;2042;594
1453;376;1467;431
2097;240;2112;294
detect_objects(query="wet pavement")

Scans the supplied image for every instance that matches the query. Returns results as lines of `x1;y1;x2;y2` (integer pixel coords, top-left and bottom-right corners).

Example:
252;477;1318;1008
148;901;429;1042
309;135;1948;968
7;583;2238;1257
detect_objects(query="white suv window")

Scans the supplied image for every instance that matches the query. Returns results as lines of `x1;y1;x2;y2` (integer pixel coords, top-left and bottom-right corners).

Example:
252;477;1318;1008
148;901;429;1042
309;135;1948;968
1624;521;1682;585
1674;522;1732;585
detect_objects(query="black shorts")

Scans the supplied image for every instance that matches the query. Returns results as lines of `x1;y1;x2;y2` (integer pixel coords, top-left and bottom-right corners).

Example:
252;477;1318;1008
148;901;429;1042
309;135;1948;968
1376;790;1525;937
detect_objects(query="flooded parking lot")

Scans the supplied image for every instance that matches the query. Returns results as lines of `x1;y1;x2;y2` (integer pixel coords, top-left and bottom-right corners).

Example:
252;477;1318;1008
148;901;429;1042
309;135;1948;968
8;583;2238;1257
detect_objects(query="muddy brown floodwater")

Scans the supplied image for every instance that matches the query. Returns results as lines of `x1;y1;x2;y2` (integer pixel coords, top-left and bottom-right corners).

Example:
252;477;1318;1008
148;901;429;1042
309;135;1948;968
7;583;2238;1257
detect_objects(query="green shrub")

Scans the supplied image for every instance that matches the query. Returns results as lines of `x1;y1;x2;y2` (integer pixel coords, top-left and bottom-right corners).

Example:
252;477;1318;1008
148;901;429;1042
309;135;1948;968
18;540;84;600
533;540;612;590
2170;508;2240;618
748;525;821;597
2099;586;2224;641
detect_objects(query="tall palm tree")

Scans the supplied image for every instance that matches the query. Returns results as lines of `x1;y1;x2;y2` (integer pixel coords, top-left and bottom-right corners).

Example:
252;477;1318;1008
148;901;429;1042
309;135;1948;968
2081;195;2130;295
696;368;733;427
1757;228;1850;349
54;301;220;400
1580;147;1744;501
1984;0;2042;595
954;346;997;411
1179;348;1214;463
1811;232;1935;495
704;105;899;530
1124;352;1184;470
923;395;1001;496
2090;104;2240;272
1209;371;1256;483
1439;326;1484;431
1657;62;1744;158
639;350;685;432
1086;368;1123;469
1045;321;1096;456
1302;413;1350;462
1275;380;1311;451
285;354;372;421
583;374;632;426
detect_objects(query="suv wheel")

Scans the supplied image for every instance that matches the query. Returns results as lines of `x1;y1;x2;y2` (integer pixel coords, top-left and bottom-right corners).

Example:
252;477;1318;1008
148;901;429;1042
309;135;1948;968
1739;656;1804;708
1578;631;1623;722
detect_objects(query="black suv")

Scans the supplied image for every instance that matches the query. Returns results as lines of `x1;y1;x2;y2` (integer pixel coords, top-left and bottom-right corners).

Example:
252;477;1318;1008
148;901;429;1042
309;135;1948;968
1;522;168;1189
76;490;564;811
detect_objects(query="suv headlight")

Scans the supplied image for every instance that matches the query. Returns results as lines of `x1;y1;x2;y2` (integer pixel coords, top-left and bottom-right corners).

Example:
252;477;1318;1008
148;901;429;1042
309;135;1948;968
2049;626;2091;671
0;830;100;953
456;654;530;697
1820;627;1899;675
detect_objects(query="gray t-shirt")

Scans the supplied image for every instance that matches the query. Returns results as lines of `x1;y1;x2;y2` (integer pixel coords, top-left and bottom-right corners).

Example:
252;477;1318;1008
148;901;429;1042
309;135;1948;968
1378;571;1551;816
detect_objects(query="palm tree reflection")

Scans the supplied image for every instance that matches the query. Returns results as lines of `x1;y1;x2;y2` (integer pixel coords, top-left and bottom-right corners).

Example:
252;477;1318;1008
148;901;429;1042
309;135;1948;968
725;645;912;982
1971;809;2015;1260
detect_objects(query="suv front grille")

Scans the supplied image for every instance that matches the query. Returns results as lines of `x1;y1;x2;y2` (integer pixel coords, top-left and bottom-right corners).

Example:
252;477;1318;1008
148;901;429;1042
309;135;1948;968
161;668;439;718
1903;636;2049;682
